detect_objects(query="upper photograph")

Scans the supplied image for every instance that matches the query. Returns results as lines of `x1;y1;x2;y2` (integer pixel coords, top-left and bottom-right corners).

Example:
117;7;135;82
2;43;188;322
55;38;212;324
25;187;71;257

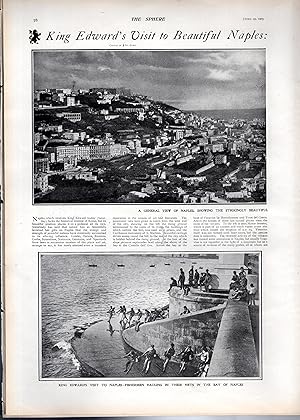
33;50;266;204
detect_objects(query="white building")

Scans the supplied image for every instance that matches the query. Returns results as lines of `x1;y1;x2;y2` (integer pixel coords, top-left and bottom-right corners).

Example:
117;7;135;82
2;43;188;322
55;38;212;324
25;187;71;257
34;173;48;192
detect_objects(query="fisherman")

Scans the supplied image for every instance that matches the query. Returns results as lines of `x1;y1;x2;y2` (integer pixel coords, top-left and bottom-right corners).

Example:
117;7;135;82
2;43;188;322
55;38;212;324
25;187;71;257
230;271;240;290
162;343;175;373
231;271;239;282
248;283;257;306
116;306;123;316
135;309;143;331
167;277;177;292
231;284;248;301
178;268;185;290
140;344;157;374
194;346;211;377
161;306;169;319
194;269;200;287
117;306;127;328
239;267;247;288
188;266;194;286
183;283;191;296
199;272;206;290
178;345;194;374
204;269;212;292
126;308;135;328
239;267;246;277
151;308;163;321
180;305;191;316
107;306;115;321
247;263;253;275
144;309;151;323
123;349;139;374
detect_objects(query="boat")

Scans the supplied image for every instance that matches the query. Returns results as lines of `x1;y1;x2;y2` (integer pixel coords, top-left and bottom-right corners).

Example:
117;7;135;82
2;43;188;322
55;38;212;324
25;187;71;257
164;263;170;265
150;264;156;267
117;264;125;267
89;264;97;267
198;254;219;259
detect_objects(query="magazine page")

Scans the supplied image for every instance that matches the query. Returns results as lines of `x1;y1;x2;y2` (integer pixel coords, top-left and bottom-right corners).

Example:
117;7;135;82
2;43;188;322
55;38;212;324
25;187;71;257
3;0;300;416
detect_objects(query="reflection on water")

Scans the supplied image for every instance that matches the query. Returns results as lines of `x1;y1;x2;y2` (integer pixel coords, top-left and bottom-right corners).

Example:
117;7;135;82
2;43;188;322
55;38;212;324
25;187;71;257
41;254;217;377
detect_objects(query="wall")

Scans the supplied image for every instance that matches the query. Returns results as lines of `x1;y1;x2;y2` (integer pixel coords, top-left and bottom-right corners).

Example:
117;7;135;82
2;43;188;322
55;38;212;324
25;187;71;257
122;304;225;361
207;299;259;377
169;288;226;317
218;253;245;266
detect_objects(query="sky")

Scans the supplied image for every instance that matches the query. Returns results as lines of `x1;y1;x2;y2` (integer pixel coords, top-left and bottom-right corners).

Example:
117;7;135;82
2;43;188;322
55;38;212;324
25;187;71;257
34;50;266;110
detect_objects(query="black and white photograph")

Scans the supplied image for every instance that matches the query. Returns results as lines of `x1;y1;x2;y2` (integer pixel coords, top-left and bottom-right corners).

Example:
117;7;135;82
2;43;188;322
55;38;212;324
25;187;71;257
40;252;261;379
33;50;266;204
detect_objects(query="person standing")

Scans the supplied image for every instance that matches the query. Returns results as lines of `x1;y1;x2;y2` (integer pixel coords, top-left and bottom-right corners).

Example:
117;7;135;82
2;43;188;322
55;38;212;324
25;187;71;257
107;306;115;321
247;263;253;275
117;306;127;328
204;269;212;292
135;309;143;331
188;266;194;286
248;283;257;306
126;308;135;327
199;272;206;290
178;268;185;290
194;269;200;288
162;343;175;372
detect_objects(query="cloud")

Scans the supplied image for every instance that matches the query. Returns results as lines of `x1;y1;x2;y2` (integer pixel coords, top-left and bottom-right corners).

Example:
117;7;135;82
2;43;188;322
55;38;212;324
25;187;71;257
206;68;235;81
34;50;265;110
186;50;265;76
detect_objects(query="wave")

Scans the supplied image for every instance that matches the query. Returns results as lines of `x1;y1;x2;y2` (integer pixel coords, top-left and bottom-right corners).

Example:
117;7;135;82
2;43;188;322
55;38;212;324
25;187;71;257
52;340;81;371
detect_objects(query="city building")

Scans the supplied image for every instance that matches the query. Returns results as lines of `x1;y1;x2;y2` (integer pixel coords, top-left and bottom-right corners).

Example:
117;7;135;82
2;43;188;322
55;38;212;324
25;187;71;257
34;173;49;192
34;157;49;174
215;154;227;165
56;112;81;122
65;170;97;181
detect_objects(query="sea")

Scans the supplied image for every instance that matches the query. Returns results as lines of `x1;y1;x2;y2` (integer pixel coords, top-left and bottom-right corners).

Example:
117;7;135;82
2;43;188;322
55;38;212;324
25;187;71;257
41;254;218;378
191;108;266;121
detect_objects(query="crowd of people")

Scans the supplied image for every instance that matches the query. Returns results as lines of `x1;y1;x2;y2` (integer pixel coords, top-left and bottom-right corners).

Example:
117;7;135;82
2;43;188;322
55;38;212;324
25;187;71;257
167;266;214;296
122;342;212;376
105;264;257;376
168;265;258;306
229;267;257;305
107;305;169;331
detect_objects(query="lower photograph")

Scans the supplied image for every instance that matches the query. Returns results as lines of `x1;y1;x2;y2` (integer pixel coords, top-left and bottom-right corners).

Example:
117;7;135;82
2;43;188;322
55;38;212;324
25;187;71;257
40;252;261;379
